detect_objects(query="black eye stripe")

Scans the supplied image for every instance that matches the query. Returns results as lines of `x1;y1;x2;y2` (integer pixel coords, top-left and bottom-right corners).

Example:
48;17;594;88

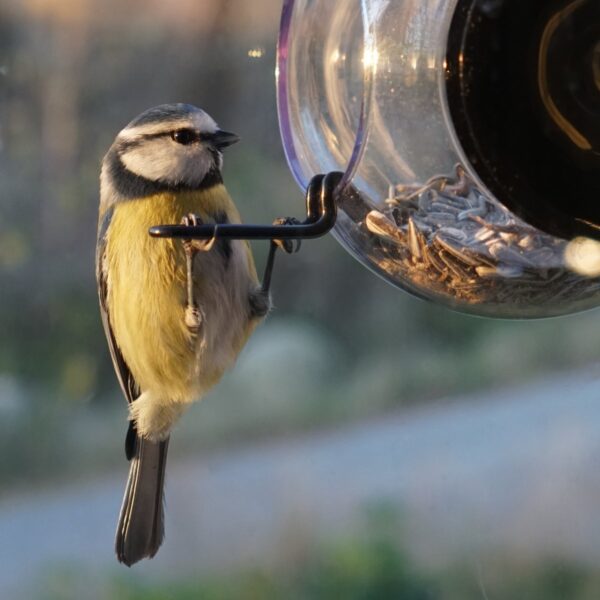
120;128;211;147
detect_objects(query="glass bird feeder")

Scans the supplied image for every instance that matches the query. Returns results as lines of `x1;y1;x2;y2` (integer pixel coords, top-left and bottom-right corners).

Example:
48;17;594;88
277;0;600;318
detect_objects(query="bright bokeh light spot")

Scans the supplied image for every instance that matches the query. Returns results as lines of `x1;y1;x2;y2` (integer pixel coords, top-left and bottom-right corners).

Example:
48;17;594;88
248;47;265;59
565;236;600;276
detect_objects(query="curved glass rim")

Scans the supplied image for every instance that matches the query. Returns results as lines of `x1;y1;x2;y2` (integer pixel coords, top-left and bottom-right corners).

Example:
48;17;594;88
276;0;373;194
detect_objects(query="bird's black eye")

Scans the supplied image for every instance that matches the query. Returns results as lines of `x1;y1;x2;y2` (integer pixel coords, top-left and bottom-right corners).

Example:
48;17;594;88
171;129;197;145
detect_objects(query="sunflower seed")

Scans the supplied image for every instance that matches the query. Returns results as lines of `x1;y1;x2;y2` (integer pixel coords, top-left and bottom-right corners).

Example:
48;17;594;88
357;164;600;310
365;210;403;242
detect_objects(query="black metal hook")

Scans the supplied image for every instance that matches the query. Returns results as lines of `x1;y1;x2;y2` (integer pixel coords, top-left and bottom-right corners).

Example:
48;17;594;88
148;171;344;241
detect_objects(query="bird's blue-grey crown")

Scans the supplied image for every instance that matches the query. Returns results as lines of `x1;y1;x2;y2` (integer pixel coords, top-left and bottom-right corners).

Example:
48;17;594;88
101;103;239;204
126;103;205;129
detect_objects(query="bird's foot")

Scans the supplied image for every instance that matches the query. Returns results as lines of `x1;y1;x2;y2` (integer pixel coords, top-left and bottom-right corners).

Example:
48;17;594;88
180;213;216;253
272;216;302;254
184;304;203;335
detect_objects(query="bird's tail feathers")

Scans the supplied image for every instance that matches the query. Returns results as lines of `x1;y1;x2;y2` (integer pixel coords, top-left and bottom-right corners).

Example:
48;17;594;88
116;435;169;566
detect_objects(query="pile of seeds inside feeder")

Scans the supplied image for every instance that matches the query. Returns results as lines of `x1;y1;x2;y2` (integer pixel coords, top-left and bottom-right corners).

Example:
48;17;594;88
360;165;600;309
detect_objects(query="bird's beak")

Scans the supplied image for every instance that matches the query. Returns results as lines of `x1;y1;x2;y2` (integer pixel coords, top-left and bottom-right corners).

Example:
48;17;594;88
211;130;240;149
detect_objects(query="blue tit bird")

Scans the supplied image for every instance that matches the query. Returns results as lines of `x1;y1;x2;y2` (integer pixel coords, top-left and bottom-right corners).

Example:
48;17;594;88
96;103;287;566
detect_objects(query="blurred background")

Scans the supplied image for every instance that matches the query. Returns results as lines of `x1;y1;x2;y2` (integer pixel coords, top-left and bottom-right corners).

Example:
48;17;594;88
2;0;600;598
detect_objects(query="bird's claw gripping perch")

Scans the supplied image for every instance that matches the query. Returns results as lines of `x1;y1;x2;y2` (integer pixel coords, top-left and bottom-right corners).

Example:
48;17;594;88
271;216;302;254
180;213;217;254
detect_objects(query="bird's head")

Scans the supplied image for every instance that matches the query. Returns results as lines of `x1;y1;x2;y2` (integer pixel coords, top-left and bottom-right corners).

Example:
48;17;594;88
102;103;239;201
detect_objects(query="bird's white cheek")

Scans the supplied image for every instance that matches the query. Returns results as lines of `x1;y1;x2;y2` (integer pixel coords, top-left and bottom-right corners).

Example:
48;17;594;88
121;143;182;183
120;142;213;187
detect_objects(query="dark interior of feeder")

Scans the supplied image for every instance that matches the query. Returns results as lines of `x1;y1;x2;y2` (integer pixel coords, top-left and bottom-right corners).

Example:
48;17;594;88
445;0;600;241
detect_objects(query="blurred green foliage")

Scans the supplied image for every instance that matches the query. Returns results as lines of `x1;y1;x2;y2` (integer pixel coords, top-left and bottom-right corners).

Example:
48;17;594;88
36;506;600;600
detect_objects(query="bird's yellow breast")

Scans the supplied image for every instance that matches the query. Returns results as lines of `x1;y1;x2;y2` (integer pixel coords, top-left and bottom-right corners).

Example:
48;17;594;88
104;186;244;402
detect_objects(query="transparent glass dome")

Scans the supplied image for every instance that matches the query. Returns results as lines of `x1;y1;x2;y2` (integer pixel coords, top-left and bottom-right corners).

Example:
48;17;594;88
277;0;600;317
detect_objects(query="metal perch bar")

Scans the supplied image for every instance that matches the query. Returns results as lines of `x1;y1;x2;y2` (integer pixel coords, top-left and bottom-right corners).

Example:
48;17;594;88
148;171;343;241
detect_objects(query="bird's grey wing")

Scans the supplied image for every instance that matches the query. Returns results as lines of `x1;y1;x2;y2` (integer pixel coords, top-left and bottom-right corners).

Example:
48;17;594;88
96;208;139;406
97;208;140;460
